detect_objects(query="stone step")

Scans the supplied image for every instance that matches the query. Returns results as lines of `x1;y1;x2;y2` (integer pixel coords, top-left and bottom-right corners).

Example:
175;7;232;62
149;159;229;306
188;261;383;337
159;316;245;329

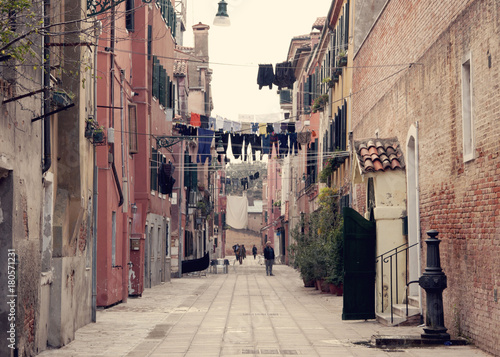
407;295;419;308
376;312;406;327
392;303;420;318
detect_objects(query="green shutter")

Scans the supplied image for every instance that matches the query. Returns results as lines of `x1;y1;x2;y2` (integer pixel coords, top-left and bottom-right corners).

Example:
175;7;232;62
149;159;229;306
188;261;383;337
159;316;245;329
159;65;166;106
152;56;159;99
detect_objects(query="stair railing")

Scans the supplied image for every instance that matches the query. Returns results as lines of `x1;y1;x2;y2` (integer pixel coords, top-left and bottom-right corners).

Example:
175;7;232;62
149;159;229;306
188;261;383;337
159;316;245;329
376;241;419;324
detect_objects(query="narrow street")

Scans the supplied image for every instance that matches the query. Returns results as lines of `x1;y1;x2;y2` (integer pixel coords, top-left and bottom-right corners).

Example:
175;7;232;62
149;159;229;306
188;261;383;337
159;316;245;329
38;258;490;357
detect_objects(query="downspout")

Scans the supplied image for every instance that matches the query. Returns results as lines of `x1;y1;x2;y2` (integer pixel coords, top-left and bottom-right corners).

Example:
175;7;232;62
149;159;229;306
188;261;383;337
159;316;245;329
91;20;100;323
109;6;123;207
42;0;51;173
415;120;423;320
119;68;128;303
178;140;183;277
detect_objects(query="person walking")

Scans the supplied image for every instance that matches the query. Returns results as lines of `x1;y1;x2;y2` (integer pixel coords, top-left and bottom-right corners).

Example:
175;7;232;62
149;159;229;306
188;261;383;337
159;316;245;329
264;241;275;276
233;244;240;265
252;245;257;259
241;245;247;261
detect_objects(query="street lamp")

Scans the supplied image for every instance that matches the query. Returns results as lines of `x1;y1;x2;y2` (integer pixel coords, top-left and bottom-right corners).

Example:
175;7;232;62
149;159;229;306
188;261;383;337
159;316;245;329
213;0;230;26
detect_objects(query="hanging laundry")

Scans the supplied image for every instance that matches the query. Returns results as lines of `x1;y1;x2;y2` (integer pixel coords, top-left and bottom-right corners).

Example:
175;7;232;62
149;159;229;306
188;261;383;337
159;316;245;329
240;177;249;190
273;61;296;90
267;123;274;134
281;122;288;133
249;174;254;180
259;122;267;135
216;116;224;131
190;112;201;127
257;64;275;90
158;162;173;195
251;123;259;134
290;132;298;155
297;131;312;144
241;122;251;134
197;128;214;164
273;122;281;134
287;122;296;133
262;134;271;154
254;172;260;179
209;117;216;130
278;133;289;157
270;132;279;153
232;121;242;133
231;133;244;159
200;115;209;129
250;134;262;161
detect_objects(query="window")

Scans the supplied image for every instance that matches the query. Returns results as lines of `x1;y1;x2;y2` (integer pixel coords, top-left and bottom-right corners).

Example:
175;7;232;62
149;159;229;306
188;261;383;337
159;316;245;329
129;105;138;154
462;56;474;162
151;147;159;192
125;0;135;31
111;211;117;266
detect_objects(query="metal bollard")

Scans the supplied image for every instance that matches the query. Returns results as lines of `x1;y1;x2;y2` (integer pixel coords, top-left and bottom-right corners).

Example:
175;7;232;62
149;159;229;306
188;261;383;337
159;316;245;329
418;229;450;340
224;259;229;274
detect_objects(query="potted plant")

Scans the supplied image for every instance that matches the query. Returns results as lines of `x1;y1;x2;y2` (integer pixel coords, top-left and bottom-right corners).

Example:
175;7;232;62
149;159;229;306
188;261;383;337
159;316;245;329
92;126;105;143
337;50;347;67
321;77;335;88
312;93;329;113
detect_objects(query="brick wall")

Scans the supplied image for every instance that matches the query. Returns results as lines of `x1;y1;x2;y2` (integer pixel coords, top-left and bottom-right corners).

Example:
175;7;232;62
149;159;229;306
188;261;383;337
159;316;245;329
225;229;261;257
351;0;500;354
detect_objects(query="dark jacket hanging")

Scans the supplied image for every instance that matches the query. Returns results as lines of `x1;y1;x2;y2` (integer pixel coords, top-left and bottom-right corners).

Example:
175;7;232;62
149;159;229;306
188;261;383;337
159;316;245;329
257;64;275;90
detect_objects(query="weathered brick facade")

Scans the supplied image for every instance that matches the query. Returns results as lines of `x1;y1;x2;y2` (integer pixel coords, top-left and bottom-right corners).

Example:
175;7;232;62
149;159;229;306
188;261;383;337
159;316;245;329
352;0;500;354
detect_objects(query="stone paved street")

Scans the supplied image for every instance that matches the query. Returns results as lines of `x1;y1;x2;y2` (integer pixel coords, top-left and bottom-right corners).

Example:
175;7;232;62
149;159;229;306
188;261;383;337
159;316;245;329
38;257;492;357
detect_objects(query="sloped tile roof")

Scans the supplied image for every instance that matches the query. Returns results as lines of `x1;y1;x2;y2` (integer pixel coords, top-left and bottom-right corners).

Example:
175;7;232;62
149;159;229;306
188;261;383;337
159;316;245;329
354;137;405;173
312;17;326;31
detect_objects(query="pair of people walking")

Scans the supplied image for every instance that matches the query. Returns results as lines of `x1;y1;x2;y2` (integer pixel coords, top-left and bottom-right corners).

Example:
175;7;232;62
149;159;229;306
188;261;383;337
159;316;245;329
232;244;246;264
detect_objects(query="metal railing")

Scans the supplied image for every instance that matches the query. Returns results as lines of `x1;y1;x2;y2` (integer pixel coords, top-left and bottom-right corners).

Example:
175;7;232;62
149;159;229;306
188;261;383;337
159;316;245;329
376;241;419;324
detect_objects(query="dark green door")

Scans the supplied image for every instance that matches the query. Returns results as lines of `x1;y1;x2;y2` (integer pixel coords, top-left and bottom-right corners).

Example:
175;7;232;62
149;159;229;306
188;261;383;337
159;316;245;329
342;207;376;320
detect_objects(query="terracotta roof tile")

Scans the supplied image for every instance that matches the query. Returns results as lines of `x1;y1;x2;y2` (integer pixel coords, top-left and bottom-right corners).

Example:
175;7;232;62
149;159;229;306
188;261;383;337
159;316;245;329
312;17;326;31
355;137;405;174
174;59;187;76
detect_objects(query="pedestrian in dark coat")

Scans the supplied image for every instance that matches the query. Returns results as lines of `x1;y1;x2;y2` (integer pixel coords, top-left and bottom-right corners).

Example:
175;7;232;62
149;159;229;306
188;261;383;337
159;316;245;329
264;241;275;276
252;245;257;259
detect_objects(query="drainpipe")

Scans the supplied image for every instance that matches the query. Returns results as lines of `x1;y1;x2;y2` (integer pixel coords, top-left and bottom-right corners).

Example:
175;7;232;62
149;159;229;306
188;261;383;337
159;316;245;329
109;7;123;207
415;120;423;320
42;0;51;174
91;20;100;323
178;140;183;277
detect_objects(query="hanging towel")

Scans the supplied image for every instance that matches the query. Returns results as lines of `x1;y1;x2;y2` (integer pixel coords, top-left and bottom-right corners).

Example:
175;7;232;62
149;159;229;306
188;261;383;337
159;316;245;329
190;112;201;127
257;64;275;90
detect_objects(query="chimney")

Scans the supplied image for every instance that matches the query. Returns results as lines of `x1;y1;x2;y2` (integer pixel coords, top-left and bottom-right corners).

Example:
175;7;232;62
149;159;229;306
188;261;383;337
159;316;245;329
193;22;210;62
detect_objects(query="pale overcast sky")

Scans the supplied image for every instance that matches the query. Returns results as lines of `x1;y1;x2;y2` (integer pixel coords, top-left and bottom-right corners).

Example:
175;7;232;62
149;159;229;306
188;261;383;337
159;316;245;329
184;0;333;122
